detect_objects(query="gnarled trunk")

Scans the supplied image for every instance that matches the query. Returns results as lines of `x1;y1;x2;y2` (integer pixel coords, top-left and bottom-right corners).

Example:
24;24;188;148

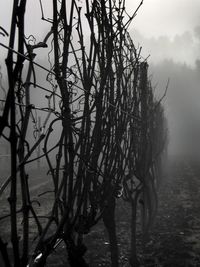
129;198;140;267
102;196;119;267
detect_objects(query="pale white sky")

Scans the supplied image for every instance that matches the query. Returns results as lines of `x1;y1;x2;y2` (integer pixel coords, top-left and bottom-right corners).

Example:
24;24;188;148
1;0;200;66
126;0;200;38
0;0;200;155
1;0;200;37
126;0;200;66
1;0;200;67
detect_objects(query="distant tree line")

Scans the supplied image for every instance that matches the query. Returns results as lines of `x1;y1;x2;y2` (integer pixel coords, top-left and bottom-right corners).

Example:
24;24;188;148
0;1;168;267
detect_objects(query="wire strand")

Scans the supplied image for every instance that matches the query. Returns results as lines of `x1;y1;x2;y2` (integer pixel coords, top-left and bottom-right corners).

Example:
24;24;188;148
0;42;141;121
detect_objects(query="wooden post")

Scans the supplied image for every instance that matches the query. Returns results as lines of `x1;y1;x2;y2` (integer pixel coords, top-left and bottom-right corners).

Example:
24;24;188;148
37;116;41;169
139;62;149;245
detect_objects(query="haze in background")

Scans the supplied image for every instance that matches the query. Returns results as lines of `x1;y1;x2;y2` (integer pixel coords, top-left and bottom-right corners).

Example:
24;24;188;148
126;0;200;157
1;0;200;157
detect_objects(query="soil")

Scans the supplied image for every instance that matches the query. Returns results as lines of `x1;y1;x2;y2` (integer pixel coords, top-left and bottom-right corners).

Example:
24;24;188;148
84;158;200;267
1;158;200;266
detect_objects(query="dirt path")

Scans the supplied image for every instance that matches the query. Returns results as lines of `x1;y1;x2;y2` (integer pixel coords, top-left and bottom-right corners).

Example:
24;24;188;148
143;159;200;266
2;160;200;266
84;159;200;267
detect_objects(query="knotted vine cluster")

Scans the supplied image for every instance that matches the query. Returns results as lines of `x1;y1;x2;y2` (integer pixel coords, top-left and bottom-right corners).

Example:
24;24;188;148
0;1;167;266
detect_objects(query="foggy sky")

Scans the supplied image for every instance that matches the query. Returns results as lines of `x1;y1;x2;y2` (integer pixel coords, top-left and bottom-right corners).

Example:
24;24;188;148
150;60;200;156
130;28;200;66
0;0;200;63
1;0;200;65
126;0;200;38
1;0;200;157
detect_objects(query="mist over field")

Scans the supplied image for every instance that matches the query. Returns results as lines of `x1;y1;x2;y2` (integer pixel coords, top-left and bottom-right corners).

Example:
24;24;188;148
128;26;200;158
1;1;200;266
1;0;200;159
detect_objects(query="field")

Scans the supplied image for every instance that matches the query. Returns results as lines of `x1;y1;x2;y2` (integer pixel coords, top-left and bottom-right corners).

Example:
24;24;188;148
84;158;200;266
1;158;200;266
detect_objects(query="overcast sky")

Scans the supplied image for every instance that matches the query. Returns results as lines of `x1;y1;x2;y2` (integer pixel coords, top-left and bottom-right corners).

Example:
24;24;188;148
1;0;200;37
1;0;200;155
1;0;200;66
127;0;200;38
125;0;200;66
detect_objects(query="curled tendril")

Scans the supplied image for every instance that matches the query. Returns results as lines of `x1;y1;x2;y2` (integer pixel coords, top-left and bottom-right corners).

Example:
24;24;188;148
24;34;37;45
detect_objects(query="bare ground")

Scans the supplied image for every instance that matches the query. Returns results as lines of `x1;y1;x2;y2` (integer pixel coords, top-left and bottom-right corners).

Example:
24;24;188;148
1;159;200;266
84;159;200;267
